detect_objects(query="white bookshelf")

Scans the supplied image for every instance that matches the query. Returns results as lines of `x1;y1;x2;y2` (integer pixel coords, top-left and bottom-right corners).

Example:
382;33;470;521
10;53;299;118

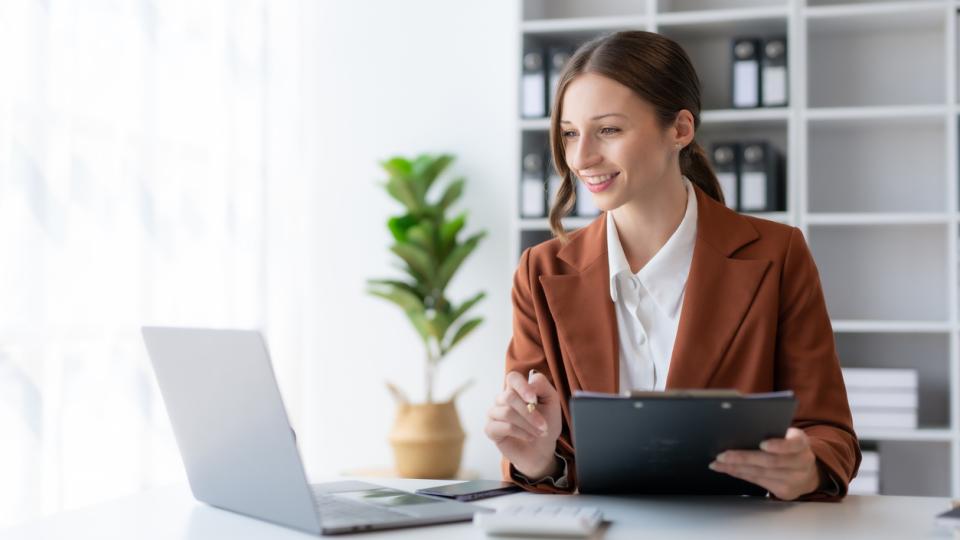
514;0;960;497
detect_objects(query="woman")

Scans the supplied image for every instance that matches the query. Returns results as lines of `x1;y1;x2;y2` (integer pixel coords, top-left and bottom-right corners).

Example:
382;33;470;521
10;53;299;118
484;31;860;501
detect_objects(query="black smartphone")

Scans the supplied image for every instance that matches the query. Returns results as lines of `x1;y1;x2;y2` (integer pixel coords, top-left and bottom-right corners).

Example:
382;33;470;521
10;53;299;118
415;480;522;501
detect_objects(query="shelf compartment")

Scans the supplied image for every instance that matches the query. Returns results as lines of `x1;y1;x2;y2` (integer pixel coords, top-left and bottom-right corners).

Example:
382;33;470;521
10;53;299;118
836;332;950;429
806;118;947;213
658;18;788;111
806;5;946;107
523;0;646;22
807;224;949;321
874;440;951;496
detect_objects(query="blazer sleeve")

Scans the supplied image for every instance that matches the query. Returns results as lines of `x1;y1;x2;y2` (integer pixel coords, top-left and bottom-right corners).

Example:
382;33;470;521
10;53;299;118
776;227;862;501
500;248;578;494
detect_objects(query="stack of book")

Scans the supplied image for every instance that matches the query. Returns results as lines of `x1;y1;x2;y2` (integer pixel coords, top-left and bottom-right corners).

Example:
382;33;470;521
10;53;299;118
842;368;918;430
848;450;880;495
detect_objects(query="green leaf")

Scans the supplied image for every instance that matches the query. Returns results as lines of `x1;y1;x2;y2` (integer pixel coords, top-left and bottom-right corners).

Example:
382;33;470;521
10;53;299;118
440;212;466;258
406;222;437;258
367;284;430;343
449;291;485;327
391;243;434;283
406;310;432;343
437;177;465;214
413;154;454;199
387;214;418;243
367;285;425;314
385;176;421;212
381;156;412;177
366;279;425;302
437;231;486;291
445;317;483;352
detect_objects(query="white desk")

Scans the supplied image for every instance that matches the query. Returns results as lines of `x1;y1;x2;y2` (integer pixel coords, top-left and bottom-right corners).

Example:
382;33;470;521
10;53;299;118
3;477;956;539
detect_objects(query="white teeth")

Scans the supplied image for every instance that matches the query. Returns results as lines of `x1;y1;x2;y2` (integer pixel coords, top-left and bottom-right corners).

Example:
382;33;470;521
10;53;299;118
585;172;617;184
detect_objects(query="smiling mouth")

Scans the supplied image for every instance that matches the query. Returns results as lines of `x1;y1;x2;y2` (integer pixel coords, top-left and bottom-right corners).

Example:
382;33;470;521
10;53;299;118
583;172;619;184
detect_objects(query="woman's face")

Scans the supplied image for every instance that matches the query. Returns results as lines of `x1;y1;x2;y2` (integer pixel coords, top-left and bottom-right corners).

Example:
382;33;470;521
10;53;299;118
560;72;681;211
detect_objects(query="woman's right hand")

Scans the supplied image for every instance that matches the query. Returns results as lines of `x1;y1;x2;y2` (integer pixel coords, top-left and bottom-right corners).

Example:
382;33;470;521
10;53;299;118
484;369;563;479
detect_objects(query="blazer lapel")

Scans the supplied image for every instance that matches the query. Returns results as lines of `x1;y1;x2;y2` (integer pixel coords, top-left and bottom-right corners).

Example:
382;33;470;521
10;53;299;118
665;186;771;390
540;216;619;394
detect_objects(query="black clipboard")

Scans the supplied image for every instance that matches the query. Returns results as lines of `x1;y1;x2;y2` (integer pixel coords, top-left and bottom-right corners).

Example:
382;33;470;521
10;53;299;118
570;389;796;496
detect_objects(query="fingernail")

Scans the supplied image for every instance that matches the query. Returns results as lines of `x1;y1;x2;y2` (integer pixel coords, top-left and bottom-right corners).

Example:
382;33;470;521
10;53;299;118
708;461;719;471
759;441;770;451
716;452;728;463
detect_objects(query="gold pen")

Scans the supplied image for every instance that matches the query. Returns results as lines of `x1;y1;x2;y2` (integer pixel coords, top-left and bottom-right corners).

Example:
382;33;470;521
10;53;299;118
526;369;538;413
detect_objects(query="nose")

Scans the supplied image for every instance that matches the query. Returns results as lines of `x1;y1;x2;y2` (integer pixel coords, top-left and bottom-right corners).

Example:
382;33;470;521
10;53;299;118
566;133;602;174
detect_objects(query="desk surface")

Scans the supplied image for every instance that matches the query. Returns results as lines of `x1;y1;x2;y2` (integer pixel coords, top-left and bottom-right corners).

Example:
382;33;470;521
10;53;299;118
3;477;956;539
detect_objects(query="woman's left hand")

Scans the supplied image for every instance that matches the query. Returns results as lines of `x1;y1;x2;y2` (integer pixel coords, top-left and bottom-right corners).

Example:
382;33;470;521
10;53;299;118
709;427;822;501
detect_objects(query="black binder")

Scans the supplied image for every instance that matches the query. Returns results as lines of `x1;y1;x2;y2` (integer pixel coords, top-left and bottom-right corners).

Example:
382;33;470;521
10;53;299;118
739;142;785;213
522;46;547;118
520;151;546;218
547;46;573;114
571;390;796;495
761;37;788;107
731;38;761;109
710;142;740;210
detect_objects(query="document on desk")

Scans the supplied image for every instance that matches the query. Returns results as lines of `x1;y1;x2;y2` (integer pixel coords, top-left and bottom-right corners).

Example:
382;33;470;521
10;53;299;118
570;389;796;496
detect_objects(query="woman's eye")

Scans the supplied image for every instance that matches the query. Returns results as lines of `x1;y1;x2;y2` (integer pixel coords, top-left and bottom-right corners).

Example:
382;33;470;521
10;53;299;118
600;127;620;135
561;130;577;138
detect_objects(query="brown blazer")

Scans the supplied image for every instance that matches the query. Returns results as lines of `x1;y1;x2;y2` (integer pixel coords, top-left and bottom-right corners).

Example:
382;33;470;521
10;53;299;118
501;184;861;501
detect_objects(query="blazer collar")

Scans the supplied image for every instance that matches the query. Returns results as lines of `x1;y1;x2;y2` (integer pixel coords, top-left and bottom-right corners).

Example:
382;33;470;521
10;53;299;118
541;184;770;394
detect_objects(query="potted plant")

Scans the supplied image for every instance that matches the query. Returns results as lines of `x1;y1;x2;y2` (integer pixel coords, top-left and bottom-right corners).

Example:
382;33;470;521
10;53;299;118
367;153;487;479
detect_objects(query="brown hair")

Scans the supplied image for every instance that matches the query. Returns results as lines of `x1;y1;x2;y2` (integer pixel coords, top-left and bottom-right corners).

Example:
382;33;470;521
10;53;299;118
548;30;724;242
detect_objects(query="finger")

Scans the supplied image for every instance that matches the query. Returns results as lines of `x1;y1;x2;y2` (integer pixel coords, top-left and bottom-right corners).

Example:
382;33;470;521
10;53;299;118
487;404;542;438
716;450;805;470
484;419;535;444
711;462;787;496
495;388;548;431
710;461;795;481
527;370;557;405
505;370;537;403
761;428;809;454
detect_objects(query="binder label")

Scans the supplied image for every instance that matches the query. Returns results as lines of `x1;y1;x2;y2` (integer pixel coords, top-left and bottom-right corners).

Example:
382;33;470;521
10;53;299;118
522;74;546;117
733;60;759;108
716;172;738;209
762;65;787;106
741;171;767;210
521;177;546;217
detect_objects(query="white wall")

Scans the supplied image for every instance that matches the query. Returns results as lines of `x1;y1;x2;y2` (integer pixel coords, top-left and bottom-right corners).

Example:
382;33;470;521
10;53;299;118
298;1;520;480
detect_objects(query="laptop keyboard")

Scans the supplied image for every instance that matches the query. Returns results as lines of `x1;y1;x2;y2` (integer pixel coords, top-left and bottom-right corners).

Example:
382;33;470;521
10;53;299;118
311;488;410;527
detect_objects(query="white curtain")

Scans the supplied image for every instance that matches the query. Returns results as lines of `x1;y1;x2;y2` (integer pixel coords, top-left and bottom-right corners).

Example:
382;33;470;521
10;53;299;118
0;0;276;526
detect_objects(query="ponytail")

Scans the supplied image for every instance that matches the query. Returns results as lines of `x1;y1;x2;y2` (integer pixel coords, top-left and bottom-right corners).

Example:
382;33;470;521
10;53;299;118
680;140;725;206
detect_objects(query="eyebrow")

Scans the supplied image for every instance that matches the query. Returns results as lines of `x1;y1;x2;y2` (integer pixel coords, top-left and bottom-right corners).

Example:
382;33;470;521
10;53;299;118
560;113;628;124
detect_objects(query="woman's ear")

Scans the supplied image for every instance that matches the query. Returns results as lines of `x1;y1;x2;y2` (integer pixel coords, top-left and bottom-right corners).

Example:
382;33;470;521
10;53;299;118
672;109;695;148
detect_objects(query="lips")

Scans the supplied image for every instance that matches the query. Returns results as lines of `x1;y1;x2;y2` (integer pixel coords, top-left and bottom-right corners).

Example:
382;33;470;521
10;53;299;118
582;171;619;193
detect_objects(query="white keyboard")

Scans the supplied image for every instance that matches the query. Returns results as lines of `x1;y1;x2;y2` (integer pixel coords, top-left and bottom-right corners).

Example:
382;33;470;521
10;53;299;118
473;504;603;537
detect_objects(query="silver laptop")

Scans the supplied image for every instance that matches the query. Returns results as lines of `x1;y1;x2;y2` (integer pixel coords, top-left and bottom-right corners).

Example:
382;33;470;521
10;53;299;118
141;326;487;535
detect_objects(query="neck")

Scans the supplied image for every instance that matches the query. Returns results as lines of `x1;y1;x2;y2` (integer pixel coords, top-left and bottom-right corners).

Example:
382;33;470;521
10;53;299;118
610;170;689;274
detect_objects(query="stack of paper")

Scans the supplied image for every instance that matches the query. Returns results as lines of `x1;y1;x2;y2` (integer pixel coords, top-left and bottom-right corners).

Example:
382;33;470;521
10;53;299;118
842;368;918;430
848;450;880;495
